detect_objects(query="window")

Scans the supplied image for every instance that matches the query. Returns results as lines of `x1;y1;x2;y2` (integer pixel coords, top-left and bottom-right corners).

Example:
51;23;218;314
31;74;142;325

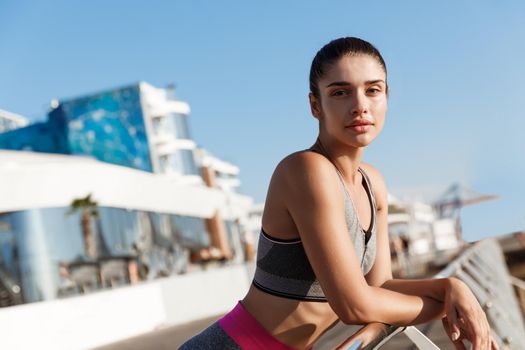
158;150;198;176
159;154;172;173
170;215;209;251
172;113;190;139
151;117;163;136
178;149;198;175
151;114;191;140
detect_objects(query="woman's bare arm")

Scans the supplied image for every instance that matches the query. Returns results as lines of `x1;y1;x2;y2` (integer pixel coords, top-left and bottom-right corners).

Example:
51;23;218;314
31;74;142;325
280;152;444;326
353;163;496;350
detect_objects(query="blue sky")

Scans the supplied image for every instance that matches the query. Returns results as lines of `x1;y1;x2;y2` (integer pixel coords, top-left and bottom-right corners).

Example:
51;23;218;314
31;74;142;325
1;1;524;241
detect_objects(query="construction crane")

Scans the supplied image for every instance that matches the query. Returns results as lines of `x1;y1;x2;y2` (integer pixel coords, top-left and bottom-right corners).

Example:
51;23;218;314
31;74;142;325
433;183;499;241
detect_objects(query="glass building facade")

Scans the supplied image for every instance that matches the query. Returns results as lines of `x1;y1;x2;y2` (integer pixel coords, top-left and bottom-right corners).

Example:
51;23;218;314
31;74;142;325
0;83;245;305
0;83;199;175
0;122;67;153
0;207;211;303
49;85;153;172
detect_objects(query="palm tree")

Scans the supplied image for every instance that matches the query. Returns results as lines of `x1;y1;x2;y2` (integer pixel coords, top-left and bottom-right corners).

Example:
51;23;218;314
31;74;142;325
67;193;99;259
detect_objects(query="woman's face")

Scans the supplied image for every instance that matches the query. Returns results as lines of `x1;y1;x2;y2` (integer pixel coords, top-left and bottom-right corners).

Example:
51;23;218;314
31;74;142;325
310;54;388;149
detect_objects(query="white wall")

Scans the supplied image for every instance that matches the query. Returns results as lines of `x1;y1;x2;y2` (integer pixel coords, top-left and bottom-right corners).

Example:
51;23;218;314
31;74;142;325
0;150;252;220
0;264;253;350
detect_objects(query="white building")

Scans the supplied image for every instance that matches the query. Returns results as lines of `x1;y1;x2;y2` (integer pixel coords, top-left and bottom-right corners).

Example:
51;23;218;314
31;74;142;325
0;109;28;133
0;82;255;304
388;193;461;256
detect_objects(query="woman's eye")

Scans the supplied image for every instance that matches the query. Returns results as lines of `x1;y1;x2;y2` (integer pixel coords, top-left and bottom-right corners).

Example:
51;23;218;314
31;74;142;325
331;90;348;97
368;86;383;94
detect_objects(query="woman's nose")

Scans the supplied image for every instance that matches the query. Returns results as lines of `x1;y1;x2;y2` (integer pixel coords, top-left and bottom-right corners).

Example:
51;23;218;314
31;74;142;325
351;93;369;115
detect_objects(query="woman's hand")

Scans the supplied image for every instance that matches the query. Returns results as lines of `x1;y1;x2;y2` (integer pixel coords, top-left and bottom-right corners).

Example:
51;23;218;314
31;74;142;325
442;316;499;350
334;322;389;350
443;278;497;350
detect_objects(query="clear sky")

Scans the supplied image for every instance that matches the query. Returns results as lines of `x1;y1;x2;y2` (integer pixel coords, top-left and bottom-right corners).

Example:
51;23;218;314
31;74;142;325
1;1;524;242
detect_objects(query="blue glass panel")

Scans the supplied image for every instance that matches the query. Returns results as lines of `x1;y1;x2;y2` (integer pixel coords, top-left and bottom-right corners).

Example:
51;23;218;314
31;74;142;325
148;212;172;248
10;209;58;302
170;215;209;250
98;207;140;255
57;85;153;172
0;122;67;153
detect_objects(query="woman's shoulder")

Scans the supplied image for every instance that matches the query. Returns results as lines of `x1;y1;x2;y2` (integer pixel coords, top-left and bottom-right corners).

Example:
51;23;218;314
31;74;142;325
263;150;342;237
265;150;343;204
274;150;338;182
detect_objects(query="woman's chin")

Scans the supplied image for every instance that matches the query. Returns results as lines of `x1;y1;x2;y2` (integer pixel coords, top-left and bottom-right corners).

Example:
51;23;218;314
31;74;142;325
349;134;377;148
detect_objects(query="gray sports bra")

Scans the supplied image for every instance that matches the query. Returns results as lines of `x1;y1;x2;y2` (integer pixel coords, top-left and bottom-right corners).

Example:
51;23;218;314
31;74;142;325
252;152;377;302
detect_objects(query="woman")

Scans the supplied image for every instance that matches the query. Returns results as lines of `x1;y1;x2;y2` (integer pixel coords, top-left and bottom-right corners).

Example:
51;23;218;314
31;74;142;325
180;37;497;350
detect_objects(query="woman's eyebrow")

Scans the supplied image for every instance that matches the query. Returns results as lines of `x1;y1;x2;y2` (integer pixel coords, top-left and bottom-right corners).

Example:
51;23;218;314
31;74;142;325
365;79;386;85
325;81;350;88
325;79;386;88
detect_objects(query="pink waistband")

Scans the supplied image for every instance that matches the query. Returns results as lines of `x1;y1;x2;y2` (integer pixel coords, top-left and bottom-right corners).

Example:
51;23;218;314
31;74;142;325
218;301;309;350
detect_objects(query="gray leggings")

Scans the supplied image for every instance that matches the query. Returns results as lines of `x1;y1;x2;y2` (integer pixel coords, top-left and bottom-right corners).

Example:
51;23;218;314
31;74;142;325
178;321;242;350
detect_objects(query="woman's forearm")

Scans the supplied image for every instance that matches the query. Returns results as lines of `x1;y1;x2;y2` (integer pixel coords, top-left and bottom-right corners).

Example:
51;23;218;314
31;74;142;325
341;284;446;325
361;286;446;326
379;278;451;302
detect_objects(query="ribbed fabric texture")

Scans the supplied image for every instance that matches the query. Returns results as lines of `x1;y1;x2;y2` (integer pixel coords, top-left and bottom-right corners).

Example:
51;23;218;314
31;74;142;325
253;165;377;302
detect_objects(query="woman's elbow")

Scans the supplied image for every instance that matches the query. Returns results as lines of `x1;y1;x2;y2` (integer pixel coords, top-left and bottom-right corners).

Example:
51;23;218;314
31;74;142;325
336;301;377;325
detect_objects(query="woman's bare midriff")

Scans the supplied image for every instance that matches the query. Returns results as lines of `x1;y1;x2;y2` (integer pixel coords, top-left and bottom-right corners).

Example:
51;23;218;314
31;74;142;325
241;284;341;349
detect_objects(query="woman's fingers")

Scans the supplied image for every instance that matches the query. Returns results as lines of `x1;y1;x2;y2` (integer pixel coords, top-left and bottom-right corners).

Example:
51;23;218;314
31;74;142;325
491;336;500;350
462;312;483;350
442;317;467;350
446;279;495;349
454;340;468;350
446;305;461;341
476;311;490;350
472;313;483;350
483;320;491;350
485;317;493;350
460;310;491;350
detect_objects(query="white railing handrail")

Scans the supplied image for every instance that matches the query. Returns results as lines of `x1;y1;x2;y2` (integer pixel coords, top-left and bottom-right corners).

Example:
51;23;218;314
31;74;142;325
510;275;525;291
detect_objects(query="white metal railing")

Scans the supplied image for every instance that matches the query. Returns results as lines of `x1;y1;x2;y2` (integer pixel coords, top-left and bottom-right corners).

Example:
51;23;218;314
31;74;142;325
358;324;439;350
359;238;525;350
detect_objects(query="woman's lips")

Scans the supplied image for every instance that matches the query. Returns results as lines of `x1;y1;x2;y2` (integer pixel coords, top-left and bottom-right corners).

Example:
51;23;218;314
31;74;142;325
347;124;373;133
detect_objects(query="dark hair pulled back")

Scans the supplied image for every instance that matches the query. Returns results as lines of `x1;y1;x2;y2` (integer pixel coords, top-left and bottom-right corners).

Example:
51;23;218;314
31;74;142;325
309;37;387;98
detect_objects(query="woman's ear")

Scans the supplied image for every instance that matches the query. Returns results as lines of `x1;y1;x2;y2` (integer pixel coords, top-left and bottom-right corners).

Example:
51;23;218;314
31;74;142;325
309;93;322;120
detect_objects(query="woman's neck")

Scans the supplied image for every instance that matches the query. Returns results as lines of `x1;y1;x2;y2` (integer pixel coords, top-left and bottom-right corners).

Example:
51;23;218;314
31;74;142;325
310;136;364;186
